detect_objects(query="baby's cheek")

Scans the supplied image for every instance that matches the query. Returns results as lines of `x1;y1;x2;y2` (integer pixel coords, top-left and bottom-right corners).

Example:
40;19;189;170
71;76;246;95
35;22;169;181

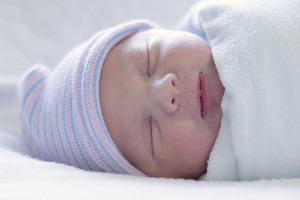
168;131;197;159
171;136;207;176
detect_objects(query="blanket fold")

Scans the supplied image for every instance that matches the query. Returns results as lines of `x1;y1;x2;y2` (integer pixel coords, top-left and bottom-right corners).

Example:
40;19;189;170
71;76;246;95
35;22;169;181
183;0;300;180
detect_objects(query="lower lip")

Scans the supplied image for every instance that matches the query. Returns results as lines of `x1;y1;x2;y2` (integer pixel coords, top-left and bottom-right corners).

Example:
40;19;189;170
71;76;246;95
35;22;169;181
199;73;211;118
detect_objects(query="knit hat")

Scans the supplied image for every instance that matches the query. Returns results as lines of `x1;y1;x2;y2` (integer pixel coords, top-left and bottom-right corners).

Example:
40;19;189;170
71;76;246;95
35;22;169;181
19;20;156;175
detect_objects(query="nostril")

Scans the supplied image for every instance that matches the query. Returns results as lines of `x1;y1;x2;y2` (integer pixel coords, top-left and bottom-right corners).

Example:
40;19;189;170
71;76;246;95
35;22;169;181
171;98;175;104
172;80;175;87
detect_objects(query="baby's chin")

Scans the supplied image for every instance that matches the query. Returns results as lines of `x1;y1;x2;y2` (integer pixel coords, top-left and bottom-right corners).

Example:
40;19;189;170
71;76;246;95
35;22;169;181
148;157;209;179
174;162;208;180
203;93;223;143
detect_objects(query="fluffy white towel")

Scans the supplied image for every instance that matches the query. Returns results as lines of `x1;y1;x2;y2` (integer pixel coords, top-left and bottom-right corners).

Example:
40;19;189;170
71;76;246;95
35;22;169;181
185;0;300;180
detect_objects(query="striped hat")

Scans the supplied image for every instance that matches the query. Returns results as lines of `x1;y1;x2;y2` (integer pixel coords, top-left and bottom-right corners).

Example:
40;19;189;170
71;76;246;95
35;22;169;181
19;20;155;175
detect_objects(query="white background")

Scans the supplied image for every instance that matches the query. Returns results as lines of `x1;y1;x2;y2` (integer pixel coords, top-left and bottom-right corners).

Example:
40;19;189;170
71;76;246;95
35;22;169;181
0;0;199;80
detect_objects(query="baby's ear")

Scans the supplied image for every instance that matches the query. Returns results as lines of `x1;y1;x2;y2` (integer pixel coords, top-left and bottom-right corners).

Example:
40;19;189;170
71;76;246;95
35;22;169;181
18;64;50;132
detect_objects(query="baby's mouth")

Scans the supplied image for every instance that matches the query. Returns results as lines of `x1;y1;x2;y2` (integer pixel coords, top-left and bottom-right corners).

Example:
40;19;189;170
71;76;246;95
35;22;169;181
199;72;210;118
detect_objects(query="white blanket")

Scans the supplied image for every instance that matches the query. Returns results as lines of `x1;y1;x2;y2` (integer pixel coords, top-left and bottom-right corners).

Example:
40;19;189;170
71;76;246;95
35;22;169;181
184;0;300;180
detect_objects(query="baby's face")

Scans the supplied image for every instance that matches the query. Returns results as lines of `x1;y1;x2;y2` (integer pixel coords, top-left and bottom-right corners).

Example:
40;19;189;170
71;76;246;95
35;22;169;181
100;29;224;179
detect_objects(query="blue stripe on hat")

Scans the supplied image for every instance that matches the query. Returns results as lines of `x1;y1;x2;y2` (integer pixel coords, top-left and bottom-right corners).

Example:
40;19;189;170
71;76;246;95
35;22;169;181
62;70;83;169
55;72;72;166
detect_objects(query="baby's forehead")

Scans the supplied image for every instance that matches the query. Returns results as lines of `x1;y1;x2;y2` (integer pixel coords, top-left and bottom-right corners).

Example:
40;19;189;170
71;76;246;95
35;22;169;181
127;28;208;46
125;28;174;41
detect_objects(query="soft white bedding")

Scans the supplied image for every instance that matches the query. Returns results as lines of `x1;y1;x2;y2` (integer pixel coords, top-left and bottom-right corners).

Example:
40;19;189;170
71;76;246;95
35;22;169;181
191;0;300;181
1;130;300;199
1;0;300;199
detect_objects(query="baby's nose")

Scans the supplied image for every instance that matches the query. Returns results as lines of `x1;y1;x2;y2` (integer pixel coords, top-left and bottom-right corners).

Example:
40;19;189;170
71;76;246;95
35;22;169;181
150;73;179;114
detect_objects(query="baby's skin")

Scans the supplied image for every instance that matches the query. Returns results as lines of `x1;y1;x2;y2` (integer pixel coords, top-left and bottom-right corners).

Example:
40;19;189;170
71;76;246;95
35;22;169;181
100;29;224;179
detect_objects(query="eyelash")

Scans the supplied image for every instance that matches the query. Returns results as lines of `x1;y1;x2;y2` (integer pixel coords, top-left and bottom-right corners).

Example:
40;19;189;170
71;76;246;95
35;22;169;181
149;116;152;134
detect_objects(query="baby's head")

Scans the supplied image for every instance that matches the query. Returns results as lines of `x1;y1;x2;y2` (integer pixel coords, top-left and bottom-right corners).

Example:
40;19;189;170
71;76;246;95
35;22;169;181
100;25;225;179
20;20;224;179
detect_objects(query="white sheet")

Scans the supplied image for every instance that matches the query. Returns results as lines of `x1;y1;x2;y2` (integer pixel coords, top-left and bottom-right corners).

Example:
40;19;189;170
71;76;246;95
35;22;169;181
1;130;300;199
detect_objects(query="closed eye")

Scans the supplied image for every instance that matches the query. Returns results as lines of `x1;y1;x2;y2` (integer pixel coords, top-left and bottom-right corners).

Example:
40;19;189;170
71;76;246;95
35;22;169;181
149;116;154;157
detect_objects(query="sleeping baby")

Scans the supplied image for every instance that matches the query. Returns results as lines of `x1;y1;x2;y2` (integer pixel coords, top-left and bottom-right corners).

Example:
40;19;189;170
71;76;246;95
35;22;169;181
19;0;300;181
19;19;224;179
